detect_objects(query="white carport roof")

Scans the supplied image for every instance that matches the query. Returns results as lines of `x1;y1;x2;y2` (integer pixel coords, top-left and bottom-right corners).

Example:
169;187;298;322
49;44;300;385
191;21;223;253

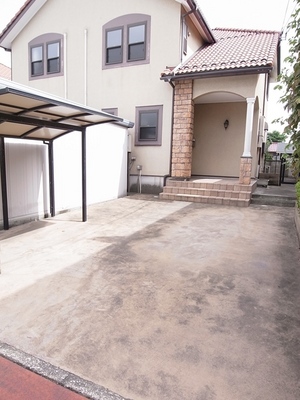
0;78;133;139
0;78;134;230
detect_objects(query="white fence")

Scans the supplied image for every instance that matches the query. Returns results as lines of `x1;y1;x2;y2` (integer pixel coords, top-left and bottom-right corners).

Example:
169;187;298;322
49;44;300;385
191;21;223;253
0;124;128;228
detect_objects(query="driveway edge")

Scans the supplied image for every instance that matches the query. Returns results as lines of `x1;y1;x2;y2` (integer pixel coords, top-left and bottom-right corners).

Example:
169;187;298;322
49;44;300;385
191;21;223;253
0;342;131;400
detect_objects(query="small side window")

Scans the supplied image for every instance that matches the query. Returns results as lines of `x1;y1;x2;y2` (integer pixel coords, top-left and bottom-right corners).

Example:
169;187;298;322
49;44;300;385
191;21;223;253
139;111;158;140
102;108;118;116
182;20;188;55
31;45;43;76
135;105;163;146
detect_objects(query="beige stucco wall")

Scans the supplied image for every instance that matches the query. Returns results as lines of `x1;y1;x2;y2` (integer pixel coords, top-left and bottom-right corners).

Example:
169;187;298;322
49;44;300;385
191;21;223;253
192;102;246;177
192;73;267;178
193;75;259;101
10;0;204;180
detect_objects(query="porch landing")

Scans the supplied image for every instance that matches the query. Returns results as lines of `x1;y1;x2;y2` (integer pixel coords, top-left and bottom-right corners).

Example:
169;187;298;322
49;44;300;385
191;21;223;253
159;177;257;207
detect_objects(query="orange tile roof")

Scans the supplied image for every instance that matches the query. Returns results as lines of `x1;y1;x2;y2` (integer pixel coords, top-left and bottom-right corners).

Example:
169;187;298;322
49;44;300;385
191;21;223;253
0;0;32;38
162;28;281;79
0;63;11;80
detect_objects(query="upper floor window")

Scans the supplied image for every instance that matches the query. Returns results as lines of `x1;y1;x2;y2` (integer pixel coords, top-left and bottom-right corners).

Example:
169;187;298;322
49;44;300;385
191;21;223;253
47;42;60;73
29;33;63;80
103;14;151;69
128;23;146;61
106;28;123;64
31;45;43;76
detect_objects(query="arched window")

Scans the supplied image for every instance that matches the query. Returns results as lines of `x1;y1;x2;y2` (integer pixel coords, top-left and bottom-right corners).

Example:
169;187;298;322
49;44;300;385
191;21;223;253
103;14;151;69
29;33;64;79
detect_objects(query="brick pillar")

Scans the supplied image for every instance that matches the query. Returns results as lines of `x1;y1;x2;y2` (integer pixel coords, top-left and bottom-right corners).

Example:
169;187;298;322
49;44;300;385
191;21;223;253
171;79;194;178
239;157;252;185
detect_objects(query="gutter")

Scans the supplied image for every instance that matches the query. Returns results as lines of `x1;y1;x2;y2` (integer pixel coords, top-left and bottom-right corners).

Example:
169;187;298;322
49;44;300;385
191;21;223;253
186;0;215;43
277;32;282;76
161;65;274;82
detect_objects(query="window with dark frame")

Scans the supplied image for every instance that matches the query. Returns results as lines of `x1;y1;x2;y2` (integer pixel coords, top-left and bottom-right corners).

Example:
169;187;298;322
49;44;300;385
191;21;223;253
128;23;146;61
31;45;43;76
135;105;163;146
29;34;63;79
139;110;158;141
47;41;60;74
103;14;150;69
102;108;118;116
106;28;123;64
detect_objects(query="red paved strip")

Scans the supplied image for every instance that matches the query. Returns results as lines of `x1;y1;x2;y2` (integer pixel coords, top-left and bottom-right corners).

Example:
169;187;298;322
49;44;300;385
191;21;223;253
0;356;88;400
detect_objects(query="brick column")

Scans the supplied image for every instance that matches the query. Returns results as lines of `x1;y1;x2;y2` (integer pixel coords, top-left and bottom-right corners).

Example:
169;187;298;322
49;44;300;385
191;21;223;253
239;157;252;185
171;80;194;178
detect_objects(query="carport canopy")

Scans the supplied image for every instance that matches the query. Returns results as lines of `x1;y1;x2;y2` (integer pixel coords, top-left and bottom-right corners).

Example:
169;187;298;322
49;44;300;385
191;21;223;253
0;78;134;229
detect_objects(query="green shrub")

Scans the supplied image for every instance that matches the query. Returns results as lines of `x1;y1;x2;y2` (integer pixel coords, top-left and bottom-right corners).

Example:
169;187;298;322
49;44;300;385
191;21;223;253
296;181;300;209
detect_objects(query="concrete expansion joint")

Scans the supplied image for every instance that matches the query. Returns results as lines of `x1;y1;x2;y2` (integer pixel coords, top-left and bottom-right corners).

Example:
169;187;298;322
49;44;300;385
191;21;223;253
0;342;131;400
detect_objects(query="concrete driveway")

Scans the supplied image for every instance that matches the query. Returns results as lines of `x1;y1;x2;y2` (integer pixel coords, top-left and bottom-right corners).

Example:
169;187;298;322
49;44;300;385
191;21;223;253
0;196;299;400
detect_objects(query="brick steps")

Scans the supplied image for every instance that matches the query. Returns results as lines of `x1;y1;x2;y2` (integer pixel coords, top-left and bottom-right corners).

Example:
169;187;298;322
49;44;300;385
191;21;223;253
160;192;250;206
159;179;256;207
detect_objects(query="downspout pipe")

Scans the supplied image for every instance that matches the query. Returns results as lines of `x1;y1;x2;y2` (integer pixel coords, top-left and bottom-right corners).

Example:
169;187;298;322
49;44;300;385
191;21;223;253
64;32;68;99
84;29;88;106
185;0;215;43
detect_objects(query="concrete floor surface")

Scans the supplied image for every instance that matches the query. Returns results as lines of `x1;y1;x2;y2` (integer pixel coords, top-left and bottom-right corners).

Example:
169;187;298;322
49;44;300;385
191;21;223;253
0;196;299;400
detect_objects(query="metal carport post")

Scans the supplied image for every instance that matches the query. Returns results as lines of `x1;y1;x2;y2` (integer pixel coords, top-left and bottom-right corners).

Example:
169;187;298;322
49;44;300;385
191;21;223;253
0;79;133;230
0;128;87;230
47;127;87;222
0;136;9;230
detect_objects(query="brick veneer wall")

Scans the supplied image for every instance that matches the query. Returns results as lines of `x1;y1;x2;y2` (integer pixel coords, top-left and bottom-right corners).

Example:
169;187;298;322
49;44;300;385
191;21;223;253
171;80;194;178
239;156;252;185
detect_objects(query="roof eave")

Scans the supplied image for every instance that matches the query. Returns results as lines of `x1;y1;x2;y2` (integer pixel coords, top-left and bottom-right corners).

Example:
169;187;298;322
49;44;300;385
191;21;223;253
161;65;274;81
180;0;215;43
0;0;47;50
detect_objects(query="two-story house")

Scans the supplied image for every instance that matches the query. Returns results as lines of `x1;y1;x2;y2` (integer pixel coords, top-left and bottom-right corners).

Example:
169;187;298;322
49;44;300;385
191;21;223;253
0;0;280;207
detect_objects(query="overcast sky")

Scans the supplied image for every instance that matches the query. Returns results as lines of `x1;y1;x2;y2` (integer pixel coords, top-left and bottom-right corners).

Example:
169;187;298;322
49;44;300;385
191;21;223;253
0;0;295;130
0;0;294;65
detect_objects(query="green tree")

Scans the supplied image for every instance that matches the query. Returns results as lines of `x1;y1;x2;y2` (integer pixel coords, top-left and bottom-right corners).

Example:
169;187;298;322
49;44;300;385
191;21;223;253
275;0;300;177
266;130;287;146
264;130;287;162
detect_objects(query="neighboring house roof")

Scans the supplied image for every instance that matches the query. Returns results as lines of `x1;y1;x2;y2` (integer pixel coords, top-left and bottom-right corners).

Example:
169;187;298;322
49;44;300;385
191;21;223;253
0;0;215;50
268;142;294;154
0;63;11;80
162;28;281;80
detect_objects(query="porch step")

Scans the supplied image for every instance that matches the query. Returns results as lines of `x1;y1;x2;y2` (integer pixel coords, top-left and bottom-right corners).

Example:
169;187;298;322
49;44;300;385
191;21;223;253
159;178;256;207
159;192;250;207
164;179;253;192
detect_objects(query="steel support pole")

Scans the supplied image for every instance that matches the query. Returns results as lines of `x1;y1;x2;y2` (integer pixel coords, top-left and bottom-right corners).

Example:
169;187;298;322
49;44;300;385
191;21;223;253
48;141;55;217
0;137;9;230
82;128;87;222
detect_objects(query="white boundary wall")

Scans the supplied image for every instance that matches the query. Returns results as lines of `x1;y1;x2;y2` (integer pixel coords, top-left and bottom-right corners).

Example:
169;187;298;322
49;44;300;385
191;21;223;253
0;123;128;228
